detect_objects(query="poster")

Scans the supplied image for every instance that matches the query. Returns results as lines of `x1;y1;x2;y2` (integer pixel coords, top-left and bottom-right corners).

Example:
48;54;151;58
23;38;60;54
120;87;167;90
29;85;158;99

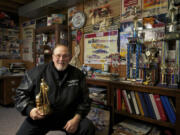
120;32;133;64
84;30;118;64
143;13;166;29
22;20;35;62
121;0;141;22
142;0;168;17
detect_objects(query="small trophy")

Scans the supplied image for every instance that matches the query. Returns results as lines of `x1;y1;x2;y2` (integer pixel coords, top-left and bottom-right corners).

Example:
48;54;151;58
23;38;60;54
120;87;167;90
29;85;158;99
36;79;51;115
168;0;177;33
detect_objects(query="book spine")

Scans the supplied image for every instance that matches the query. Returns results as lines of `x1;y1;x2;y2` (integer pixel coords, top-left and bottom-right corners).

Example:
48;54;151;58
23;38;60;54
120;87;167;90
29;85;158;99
149;93;161;120
122;97;126;111
117;89;122;111
135;91;144;116
143;93;156;119
138;92;149;117
163;96;176;123
130;91;140;115
126;90;136;114
168;97;176;113
153;94;167;121
122;90;132;114
160;96;176;124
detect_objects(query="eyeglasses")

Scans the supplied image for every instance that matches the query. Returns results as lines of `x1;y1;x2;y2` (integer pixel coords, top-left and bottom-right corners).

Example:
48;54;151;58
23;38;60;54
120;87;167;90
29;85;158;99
53;54;70;59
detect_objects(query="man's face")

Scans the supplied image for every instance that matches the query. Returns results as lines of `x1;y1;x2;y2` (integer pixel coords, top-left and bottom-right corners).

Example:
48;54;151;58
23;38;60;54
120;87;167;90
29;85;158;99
52;46;71;71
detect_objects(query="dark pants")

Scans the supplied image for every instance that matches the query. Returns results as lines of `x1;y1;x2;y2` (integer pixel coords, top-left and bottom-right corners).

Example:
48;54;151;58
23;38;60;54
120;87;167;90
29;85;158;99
16;117;95;135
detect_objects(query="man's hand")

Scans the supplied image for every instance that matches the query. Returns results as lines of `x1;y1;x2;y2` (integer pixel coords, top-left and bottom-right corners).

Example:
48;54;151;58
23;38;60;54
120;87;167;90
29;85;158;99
30;108;45;120
64;114;81;133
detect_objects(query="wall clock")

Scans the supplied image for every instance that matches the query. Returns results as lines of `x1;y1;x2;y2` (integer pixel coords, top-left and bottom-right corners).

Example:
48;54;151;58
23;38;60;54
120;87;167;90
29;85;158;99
72;11;86;29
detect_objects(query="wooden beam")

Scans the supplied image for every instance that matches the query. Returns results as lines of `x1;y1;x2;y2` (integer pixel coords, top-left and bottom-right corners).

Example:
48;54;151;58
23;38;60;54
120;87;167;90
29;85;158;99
0;1;20;8
11;0;33;5
0;7;17;13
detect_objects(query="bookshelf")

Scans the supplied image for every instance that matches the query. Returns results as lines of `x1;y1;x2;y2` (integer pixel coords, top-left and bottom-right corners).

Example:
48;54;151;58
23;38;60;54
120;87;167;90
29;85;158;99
86;78;111;106
111;82;180;134
86;78;180;134
35;24;69;65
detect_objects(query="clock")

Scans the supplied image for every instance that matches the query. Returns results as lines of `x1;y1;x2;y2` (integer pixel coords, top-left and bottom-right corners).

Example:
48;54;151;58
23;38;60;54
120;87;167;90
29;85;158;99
72;11;86;29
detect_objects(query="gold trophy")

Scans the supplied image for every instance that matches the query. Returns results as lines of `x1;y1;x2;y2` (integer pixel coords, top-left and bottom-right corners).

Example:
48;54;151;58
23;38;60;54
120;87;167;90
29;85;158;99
36;78;51;115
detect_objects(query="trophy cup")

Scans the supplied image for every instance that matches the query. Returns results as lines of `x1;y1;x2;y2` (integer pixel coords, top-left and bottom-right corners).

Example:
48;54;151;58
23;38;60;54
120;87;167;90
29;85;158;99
126;7;142;81
36;78;51;115
162;0;180;87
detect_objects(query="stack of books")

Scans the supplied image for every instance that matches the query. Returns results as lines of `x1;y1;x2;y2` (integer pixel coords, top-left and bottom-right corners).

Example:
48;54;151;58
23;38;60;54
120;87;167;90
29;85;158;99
112;119;152;135
89;87;107;105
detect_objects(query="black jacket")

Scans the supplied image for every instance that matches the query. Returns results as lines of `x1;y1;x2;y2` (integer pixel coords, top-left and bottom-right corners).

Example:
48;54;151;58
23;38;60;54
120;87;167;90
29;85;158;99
15;62;91;119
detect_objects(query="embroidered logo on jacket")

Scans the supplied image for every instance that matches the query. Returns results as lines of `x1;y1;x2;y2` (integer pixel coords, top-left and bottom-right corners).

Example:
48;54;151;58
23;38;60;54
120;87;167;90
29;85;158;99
67;80;79;86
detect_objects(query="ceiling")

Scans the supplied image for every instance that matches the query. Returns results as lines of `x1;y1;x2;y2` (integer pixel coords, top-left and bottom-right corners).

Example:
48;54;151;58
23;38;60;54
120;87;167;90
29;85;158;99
0;0;34;14
0;0;83;18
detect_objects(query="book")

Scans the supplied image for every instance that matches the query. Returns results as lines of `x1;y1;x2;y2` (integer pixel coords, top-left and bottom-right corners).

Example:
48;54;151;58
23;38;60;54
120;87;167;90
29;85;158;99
168;97;176;113
130;91;140;115
160;96;176;124
118;119;152;134
143;93;156;119
122;90;132;114
163;96;176;123
148;126;161;135
126;90;136;114
138;92;149;117
116;89;122;111
121;97;126;111
153;94;167;121
149;93;161;120
135;91;144;116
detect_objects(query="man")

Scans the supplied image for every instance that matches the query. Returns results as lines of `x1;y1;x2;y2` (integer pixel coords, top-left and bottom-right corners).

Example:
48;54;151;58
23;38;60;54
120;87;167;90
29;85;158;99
15;44;95;135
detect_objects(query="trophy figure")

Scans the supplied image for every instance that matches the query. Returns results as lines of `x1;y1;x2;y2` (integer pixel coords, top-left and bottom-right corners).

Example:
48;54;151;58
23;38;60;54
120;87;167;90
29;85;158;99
165;0;179;40
168;0;177;33
160;64;167;86
36;79;51;115
159;40;167;86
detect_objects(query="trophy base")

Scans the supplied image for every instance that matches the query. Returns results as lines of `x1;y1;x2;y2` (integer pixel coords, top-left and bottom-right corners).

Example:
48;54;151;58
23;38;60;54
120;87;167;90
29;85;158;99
168;84;178;89
164;32;180;40
39;104;51;115
157;83;167;87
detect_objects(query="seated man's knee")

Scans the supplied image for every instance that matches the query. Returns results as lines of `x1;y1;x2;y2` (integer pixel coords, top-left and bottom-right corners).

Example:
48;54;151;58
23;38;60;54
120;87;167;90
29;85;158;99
79;118;95;134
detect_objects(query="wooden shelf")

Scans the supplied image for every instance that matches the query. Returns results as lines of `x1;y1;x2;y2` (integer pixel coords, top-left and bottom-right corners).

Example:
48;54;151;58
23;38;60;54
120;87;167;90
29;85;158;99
86;78;111;106
86;78;180;135
35;24;67;34
35;24;69;65
115;110;175;129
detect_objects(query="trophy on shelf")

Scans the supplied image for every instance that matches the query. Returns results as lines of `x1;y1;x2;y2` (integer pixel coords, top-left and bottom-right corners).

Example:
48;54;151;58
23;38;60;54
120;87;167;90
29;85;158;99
143;39;159;85
36;78;51;115
161;0;180;88
127;6;142;81
167;0;178;34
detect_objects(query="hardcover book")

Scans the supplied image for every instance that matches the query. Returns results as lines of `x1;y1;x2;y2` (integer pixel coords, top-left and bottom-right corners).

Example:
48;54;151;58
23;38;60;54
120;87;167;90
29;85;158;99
153;94;167;121
135;91;144;116
160;96;176;124
143;93;156;119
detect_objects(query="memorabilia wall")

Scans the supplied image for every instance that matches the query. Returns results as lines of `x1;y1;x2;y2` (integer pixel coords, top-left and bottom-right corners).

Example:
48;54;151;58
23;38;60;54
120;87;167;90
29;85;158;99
67;0;180;87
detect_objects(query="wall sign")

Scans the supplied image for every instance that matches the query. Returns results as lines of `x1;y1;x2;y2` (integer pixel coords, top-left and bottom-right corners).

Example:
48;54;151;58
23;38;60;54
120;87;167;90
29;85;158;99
84;30;118;64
